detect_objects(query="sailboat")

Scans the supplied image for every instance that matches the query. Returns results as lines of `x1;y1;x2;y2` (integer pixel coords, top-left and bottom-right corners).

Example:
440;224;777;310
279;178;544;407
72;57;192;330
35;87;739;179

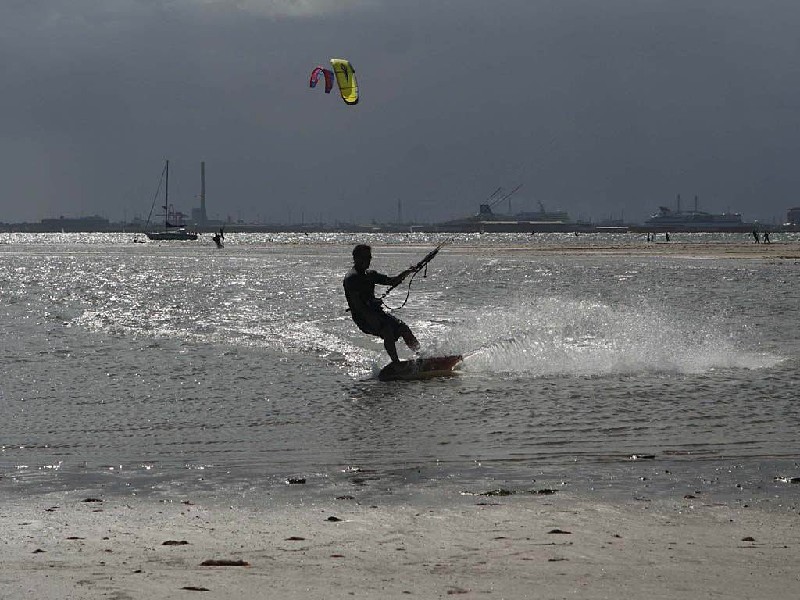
145;160;199;241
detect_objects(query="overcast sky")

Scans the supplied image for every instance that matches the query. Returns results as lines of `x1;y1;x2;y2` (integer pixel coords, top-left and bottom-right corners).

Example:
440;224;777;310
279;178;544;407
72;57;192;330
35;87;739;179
2;0;799;225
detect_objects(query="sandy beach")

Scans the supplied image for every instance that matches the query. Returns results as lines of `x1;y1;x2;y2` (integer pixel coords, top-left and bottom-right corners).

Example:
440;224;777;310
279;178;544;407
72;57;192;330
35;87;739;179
2;491;798;599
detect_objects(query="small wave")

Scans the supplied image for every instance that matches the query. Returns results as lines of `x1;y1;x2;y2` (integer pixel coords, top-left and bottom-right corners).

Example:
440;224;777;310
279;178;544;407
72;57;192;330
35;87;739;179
430;297;783;378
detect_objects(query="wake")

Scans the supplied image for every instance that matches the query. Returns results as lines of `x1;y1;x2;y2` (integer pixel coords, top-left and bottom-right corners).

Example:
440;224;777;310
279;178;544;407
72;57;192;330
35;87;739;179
424;297;782;378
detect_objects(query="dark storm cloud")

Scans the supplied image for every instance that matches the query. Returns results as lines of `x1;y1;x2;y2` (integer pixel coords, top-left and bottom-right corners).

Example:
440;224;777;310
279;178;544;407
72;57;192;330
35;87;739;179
1;0;799;224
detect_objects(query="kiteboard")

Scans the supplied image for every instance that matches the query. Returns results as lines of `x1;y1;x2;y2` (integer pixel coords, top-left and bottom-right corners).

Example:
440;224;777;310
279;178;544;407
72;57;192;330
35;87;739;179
378;355;463;382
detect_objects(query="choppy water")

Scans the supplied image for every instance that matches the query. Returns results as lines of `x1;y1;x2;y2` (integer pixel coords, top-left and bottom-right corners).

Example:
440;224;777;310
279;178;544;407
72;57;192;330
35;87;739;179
1;233;799;509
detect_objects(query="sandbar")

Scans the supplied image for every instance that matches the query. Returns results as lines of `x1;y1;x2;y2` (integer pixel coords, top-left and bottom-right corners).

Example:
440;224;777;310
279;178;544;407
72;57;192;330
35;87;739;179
443;241;800;260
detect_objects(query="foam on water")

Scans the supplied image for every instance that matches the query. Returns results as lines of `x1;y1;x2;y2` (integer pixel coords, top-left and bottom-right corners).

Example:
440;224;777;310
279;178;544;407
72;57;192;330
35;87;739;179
428;296;783;377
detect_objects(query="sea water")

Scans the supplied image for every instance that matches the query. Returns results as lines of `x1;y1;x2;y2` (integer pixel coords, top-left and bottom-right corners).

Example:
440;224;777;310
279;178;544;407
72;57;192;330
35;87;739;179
1;233;799;510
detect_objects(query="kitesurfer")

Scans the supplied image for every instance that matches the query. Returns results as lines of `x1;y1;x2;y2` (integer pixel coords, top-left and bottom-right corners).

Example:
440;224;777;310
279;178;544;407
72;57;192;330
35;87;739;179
343;244;419;363
211;227;224;248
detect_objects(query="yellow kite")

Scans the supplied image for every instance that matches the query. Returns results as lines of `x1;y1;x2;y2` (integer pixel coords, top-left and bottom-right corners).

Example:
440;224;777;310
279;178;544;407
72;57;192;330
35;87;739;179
330;58;359;105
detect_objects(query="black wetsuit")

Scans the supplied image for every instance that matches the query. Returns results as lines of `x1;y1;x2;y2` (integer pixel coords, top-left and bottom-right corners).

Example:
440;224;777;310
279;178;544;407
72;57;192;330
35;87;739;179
343;267;406;340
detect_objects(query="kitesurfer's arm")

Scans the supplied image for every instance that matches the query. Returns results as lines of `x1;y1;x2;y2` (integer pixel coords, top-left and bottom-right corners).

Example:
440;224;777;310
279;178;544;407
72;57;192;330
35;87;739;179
383;268;413;287
368;270;396;286
360;269;410;299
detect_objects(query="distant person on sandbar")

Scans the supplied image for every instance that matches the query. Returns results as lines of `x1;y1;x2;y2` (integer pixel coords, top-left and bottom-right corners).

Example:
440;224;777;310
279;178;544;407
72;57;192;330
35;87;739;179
212;227;224;248
752;230;760;243
763;231;771;244
343;244;419;363
665;232;670;242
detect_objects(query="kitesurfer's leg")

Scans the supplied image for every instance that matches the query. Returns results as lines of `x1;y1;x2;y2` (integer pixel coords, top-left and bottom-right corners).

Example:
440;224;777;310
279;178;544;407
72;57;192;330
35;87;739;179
376;319;401;363
400;325;419;352
383;312;419;353
383;337;400;363
376;313;417;361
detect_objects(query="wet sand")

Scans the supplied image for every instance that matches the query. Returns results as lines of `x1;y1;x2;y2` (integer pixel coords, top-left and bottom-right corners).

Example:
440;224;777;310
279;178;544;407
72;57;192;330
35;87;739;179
2;491;798;599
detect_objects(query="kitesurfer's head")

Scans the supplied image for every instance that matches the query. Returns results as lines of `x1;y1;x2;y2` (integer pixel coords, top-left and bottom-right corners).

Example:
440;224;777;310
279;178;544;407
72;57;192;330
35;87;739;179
352;244;372;271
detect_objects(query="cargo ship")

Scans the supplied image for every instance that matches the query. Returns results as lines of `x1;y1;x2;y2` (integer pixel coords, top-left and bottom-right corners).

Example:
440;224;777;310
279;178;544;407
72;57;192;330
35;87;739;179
644;195;752;231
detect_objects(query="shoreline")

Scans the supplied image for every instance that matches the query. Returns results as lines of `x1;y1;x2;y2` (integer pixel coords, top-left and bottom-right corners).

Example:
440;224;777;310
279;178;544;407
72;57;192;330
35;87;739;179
431;240;800;259
2;232;800;259
2;489;798;599
344;238;800;260
511;241;800;258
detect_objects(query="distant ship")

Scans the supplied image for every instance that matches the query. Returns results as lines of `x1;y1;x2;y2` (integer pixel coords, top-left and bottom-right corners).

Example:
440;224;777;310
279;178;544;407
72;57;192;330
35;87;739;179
439;204;573;232
644;195;750;231
437;186;575;232
39;215;110;232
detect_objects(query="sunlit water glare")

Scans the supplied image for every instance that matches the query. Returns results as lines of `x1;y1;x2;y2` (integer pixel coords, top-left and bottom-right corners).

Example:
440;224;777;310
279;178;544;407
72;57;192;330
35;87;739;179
1;233;798;509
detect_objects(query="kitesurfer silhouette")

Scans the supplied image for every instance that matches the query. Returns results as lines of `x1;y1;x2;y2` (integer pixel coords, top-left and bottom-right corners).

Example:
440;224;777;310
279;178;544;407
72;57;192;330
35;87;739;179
343;244;419;363
211;227;224;248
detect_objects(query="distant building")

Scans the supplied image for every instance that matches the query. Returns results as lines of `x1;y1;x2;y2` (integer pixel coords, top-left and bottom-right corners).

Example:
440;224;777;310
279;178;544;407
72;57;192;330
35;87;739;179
786;207;800;226
191;161;209;226
187;161;224;229
39;215;110;232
